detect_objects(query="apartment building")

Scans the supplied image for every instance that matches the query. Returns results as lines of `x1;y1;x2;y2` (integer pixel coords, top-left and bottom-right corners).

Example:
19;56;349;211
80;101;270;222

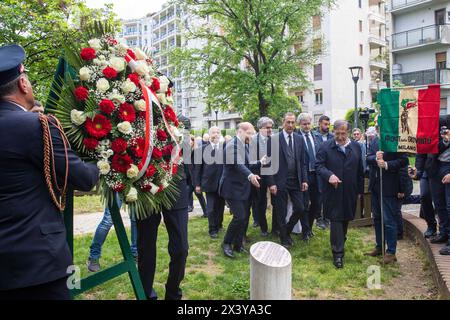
389;0;450;114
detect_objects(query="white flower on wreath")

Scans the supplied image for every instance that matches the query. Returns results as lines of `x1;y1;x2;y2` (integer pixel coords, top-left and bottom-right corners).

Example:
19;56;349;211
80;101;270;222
88;38;102;51
156;93;168;106
109;56;125;72
97;160;111;175
79;67;91;81
116;43;129;56
117;121;133;135
134;99;146;111
70;109;86;126
158;76;170;93
96;78;110;92
93;58;102;66
170;125;182;138
135;60;150;76
121;79;137;94
100;149;114;159
135;48;147;61
100;139;111;147
126;187;138;202
109;90;126;104
127;164;139;179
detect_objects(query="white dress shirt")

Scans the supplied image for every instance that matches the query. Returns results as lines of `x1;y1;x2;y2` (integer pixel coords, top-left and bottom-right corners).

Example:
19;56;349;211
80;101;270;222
282;130;294;150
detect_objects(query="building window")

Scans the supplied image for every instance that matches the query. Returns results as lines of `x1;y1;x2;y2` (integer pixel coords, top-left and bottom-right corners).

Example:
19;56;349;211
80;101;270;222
315;89;323;105
312;15;321;31
359;44;363;56
359;20;363;32
295;91;304;103
358;0;362;8
144;25;147;32
314;64;322;81
314;114;323;124
224;121;231;129
360;67;363;80
144;39;148;46
360;90;364;103
313;38;322;54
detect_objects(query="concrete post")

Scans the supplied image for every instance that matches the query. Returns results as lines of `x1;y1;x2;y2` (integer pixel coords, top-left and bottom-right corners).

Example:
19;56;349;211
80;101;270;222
250;241;292;300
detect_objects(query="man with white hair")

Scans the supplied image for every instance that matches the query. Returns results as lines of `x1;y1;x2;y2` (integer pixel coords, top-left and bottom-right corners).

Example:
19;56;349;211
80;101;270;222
195;126;225;239
250;117;274;237
297;113;323;234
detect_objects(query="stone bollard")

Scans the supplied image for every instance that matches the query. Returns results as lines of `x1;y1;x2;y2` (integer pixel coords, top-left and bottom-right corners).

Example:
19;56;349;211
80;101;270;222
249;241;292;300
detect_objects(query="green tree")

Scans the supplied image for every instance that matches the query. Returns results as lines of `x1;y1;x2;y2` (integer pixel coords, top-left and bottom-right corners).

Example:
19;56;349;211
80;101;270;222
0;0;119;102
171;0;332;119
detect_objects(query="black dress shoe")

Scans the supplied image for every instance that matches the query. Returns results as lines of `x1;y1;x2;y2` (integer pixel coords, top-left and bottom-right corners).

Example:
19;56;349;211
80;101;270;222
253;222;260;228
286;235;294;246
302;233;312;242
333;257;343;269
439;244;450;255
202;214;208;218
261;231;269;237
281;242;292;249
209;232;218;239
424;228;437;239
430;234;449;244
222;243;234;258
233;246;248;253
397;233;404;240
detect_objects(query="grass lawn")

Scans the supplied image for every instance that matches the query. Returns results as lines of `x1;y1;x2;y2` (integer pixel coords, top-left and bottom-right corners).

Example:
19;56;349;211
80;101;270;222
73;211;405;300
74;195;104;214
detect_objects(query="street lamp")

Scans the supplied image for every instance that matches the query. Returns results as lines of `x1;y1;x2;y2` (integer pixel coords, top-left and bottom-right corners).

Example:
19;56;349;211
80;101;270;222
214;109;219;126
349;66;363;130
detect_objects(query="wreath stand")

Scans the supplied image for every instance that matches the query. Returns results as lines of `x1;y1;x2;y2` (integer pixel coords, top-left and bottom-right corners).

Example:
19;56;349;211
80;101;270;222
48;58;147;300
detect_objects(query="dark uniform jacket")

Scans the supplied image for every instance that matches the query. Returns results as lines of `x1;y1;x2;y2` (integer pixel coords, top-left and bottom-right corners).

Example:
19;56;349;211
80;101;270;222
0;101;99;290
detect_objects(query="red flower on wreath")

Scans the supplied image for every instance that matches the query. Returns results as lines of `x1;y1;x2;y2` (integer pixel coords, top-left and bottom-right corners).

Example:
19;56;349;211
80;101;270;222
172;164;178;175
150;77;160;92
111;153;133;173
131;137;146;158
145;164;157;177
156;129;168;141
83;137;98;150
80;48;96;61
164;105;177;123
85;114;112;139
128;73;140;86
152;147;162;159
118;103;136;122
162;144;174;156
112;183;125;192
127;49;136;60
102;67;118;79
99;99;115;114
74;86;89;101
111;138;128;154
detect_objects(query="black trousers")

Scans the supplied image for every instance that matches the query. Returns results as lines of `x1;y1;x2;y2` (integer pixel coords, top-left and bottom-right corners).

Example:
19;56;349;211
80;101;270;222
330;220;349;259
251;183;269;233
0;277;71;300
274;184;308;243
306;172;321;229
271;195;280;234
137;207;189;300
206;191;225;234
188;184;207;215
419;176;437;230
223;198;251;247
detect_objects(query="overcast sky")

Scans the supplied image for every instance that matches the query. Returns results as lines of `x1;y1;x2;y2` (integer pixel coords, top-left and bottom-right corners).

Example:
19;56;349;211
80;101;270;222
85;0;167;19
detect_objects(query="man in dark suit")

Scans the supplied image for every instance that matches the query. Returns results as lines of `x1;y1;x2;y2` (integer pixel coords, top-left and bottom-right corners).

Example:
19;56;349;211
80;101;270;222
249;117;274;237
220;122;264;258
365;134;408;264
0;44;99;299
316;120;364;268
136;116;191;300
194;126;225;239
267;112;309;247
297;113;323;235
312;115;334;229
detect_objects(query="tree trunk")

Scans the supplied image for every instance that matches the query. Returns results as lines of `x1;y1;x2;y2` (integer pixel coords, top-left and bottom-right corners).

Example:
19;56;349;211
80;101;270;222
258;91;269;117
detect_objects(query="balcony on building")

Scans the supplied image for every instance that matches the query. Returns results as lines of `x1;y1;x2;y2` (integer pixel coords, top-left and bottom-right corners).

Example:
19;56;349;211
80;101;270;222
369;34;388;48
369;80;388;91
392;24;450;52
369;56;387;69
392;68;450;86
369;0;386;24
389;0;435;14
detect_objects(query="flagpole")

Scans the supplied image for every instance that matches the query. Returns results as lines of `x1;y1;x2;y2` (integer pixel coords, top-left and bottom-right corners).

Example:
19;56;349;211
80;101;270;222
380;166;385;264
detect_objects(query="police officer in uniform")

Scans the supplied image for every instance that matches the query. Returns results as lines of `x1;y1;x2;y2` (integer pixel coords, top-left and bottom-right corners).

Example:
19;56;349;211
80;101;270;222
0;44;100;300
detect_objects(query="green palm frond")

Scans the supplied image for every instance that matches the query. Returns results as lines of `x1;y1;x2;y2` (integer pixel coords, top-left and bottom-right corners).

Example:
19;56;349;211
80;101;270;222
85;20;116;40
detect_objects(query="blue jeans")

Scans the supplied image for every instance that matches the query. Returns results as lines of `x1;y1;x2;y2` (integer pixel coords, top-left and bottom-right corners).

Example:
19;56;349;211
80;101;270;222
372;190;398;254
89;195;138;260
396;199;404;236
